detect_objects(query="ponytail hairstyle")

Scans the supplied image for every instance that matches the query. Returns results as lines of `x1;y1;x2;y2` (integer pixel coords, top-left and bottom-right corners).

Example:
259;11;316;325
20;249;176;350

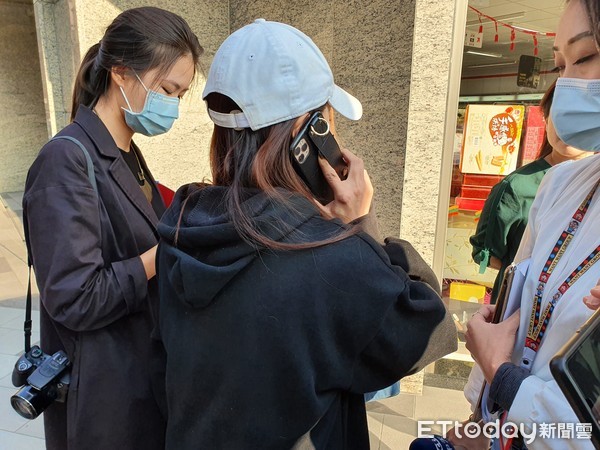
205;93;356;251
70;6;203;120
536;80;556;160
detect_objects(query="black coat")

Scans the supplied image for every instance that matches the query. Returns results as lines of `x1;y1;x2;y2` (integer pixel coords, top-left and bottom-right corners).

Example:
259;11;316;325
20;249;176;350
157;184;457;449
23;106;166;449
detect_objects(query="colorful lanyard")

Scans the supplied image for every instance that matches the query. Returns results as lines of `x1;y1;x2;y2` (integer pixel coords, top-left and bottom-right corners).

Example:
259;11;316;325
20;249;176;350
522;179;600;370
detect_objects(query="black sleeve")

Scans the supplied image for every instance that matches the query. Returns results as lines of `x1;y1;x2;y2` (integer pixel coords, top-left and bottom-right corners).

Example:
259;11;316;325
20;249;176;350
23;139;149;332
349;274;457;392
489;362;530;411
351;203;382;243
382;237;441;295
346;237;457;393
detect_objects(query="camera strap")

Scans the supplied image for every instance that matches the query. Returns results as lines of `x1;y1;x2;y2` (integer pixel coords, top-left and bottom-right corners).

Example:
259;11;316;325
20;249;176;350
24;266;32;353
22;135;97;352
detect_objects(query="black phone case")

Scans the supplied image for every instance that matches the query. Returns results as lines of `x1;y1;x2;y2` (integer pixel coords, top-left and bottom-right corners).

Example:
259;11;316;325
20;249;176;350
290;112;347;204
550;308;600;448
471;263;519;422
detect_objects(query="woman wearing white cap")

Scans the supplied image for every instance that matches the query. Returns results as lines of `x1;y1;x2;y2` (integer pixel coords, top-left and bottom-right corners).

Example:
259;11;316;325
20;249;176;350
156;19;456;449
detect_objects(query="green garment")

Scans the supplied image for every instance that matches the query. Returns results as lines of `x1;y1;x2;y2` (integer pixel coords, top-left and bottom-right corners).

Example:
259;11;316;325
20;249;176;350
470;158;551;304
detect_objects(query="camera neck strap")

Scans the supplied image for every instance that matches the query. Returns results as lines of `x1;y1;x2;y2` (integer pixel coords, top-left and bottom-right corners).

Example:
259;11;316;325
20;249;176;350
21;134;97;354
24;265;33;353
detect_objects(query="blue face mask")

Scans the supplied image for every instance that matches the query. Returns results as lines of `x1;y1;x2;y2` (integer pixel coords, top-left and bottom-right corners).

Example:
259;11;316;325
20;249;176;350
120;74;179;137
551;77;600;152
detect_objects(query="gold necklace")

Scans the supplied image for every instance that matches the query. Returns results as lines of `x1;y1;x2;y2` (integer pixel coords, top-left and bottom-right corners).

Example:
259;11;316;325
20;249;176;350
130;147;153;202
131;148;146;183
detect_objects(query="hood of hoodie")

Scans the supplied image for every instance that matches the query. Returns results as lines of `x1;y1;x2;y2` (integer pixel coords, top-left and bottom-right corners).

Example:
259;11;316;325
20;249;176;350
158;183;330;309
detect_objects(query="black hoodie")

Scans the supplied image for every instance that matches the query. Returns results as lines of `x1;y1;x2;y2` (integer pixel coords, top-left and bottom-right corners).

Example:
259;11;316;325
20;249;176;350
157;183;457;450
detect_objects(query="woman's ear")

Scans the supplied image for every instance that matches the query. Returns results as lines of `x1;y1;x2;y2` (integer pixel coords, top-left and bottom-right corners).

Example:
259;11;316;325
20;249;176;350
110;67;128;88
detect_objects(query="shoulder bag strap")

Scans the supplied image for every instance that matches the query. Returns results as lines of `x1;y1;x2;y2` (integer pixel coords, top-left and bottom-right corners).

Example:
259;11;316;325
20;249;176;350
22;136;97;351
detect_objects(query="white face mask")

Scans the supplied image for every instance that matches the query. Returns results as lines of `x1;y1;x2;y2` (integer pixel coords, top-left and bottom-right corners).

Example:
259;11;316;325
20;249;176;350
551;77;600;152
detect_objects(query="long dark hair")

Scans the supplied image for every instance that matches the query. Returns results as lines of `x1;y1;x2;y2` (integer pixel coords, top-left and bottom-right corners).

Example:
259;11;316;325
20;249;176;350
71;7;203;120
536;80;557;160
205;93;355;251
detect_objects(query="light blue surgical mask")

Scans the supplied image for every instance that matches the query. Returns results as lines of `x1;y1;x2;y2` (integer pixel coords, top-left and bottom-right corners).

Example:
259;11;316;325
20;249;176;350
551;77;600;152
120;73;179;137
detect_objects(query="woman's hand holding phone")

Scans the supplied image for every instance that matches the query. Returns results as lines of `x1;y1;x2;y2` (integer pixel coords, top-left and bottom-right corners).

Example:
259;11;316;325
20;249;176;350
317;148;373;223
465;306;521;384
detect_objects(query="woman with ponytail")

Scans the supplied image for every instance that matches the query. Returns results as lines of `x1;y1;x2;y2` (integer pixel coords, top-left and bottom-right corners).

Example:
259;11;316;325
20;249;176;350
22;7;202;449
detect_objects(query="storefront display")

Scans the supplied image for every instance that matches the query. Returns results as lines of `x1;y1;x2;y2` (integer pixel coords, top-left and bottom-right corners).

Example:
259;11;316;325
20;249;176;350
520;105;545;166
460;104;525;176
431;0;563;396
443;102;548;317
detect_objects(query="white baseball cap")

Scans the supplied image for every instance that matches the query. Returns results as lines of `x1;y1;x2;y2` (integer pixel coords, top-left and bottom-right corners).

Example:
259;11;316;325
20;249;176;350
202;19;363;131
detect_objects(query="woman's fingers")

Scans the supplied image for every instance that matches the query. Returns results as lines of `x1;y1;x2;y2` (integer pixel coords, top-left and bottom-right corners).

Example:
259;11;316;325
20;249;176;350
317;154;343;193
584;280;600;310
502;309;521;331
465;308;520;384
340;148;365;182
316;148;373;223
471;304;496;323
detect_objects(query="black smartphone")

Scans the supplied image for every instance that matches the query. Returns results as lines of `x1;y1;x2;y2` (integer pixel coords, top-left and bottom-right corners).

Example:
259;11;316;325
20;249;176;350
471;263;519;422
289;111;347;204
550;308;600;449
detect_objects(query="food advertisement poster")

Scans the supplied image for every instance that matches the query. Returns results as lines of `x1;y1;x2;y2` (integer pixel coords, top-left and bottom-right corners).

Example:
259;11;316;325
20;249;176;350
520;106;545;166
460;104;525;175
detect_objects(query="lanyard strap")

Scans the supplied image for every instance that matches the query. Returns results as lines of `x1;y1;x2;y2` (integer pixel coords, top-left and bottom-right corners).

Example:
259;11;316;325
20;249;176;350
522;179;600;369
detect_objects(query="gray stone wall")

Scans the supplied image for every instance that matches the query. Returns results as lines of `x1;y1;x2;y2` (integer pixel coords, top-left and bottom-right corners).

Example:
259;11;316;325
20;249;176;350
30;0;419;237
400;0;467;269
68;0;230;189
33;0;80;137
0;0;47;192
29;0;464;252
230;1;416;239
31;0;230;191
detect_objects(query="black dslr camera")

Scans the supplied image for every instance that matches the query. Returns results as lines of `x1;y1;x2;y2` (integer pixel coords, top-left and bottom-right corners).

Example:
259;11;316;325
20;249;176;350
11;345;70;419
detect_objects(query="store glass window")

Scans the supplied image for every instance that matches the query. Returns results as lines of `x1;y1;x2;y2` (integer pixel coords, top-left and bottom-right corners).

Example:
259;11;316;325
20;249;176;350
442;0;559;343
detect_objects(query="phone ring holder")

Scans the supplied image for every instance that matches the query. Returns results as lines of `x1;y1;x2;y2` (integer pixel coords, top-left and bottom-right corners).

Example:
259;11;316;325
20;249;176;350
310;116;330;137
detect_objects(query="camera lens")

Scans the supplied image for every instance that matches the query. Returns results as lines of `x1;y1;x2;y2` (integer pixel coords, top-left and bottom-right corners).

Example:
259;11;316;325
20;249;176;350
11;385;55;420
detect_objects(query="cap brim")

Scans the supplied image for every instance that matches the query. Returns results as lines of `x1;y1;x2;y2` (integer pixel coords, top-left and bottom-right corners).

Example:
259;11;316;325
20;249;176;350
330;85;363;120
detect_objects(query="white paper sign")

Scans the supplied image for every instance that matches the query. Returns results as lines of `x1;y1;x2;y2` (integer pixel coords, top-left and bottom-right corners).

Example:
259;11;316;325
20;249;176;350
465;31;483;48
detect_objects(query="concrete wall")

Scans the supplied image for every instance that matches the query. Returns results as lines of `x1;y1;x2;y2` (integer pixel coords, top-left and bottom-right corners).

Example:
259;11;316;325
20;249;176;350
30;0;419;238
400;0;468;269
29;0;471;249
33;0;229;191
230;0;416;238
0;0;47;193
33;0;79;138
